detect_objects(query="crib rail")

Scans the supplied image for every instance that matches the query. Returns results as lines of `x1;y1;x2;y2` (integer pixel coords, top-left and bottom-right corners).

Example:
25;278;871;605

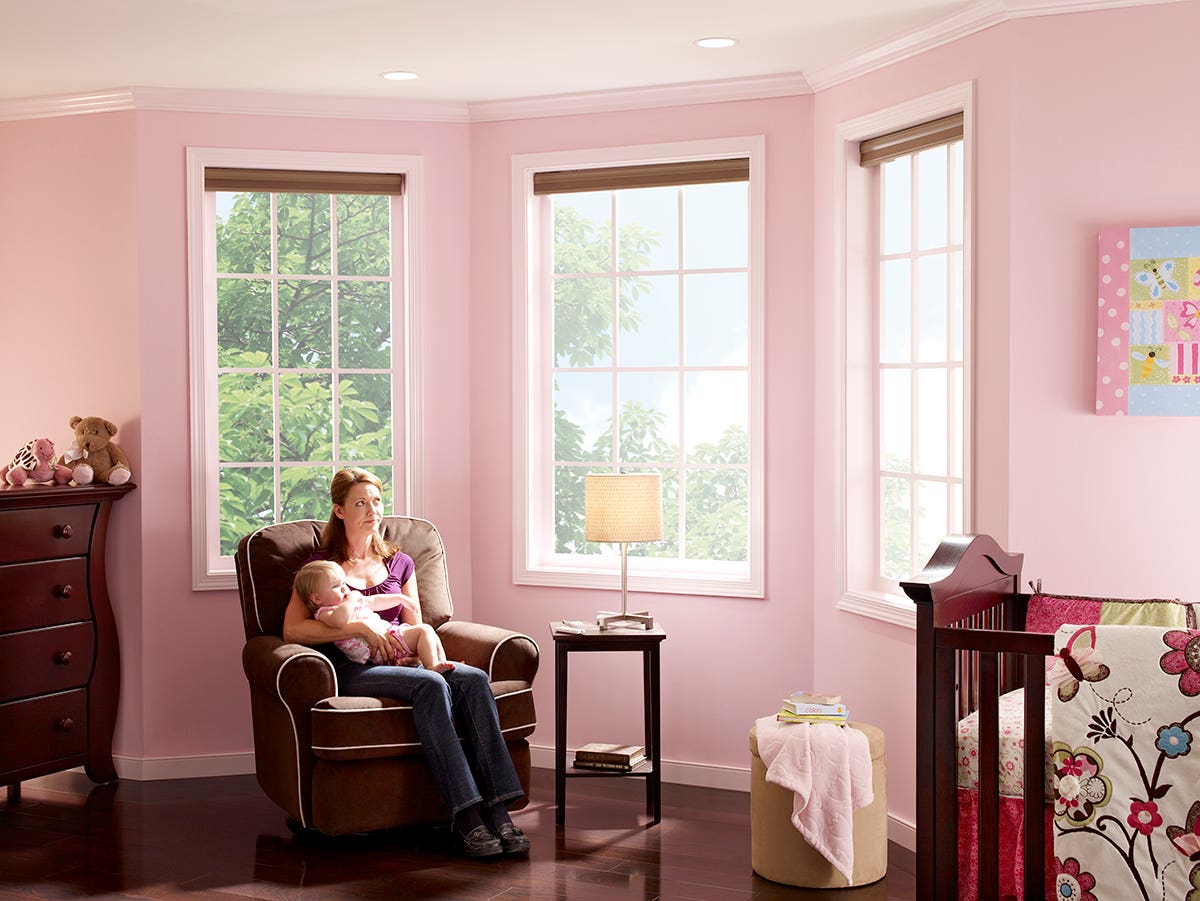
935;625;1053;900
903;534;1045;901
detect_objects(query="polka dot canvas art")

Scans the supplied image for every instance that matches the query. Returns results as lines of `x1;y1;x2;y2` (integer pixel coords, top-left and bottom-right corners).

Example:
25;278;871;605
1097;226;1200;415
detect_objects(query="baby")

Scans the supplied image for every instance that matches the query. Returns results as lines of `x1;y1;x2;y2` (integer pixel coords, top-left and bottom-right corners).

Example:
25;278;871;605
294;560;454;673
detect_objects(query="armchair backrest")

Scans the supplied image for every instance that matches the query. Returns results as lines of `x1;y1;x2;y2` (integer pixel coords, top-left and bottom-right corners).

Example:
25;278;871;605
234;516;455;641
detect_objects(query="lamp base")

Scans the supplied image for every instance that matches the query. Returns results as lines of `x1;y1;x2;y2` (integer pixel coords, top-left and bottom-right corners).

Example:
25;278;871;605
596;610;654;631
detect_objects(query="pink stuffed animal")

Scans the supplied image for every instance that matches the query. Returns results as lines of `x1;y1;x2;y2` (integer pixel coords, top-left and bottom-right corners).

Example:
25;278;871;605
1;438;73;486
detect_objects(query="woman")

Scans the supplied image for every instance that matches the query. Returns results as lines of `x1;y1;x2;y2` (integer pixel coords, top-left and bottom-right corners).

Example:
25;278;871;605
282;468;529;857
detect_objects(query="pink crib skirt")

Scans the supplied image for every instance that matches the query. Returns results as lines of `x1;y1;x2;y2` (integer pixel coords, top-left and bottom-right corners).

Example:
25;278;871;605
957;788;1054;901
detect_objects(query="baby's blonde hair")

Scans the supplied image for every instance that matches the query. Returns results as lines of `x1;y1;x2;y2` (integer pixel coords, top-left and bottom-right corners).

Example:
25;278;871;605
294;560;345;613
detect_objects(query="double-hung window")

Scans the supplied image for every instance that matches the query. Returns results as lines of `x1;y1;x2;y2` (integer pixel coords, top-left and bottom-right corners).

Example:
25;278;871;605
838;93;972;622
513;138;765;597
186;150;425;590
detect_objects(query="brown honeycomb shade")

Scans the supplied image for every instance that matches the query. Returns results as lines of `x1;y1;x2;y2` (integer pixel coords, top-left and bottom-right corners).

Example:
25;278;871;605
859;113;964;168
204;168;404;195
532;157;749;195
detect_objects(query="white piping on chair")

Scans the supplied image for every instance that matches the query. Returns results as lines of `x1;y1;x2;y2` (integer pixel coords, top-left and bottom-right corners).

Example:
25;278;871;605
492;686;533;700
486;633;538;680
275;652;337;830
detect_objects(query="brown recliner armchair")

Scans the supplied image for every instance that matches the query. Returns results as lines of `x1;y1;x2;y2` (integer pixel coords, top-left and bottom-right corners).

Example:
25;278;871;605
235;517;538;836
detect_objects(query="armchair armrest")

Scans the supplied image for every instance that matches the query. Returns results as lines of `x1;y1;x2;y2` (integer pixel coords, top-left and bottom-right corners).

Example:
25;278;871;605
243;635;337;708
242;636;337;825
436;621;539;684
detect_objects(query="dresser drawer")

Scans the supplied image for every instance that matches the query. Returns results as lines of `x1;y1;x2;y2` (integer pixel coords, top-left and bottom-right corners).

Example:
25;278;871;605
0;505;94;564
0;690;87;775
0;558;90;633
0;623;95;703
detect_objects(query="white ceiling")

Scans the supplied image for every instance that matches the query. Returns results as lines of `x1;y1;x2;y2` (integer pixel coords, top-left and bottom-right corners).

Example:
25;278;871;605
2;0;987;105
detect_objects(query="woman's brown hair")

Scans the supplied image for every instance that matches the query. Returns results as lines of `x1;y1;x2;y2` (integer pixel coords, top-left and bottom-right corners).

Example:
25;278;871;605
317;468;401;562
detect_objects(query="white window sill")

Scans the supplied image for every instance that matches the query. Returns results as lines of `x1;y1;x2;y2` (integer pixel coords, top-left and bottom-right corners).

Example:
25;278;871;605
515;562;763;599
837;589;916;629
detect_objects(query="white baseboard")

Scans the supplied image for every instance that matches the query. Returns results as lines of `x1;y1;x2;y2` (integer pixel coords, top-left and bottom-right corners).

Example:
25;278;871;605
113;752;256;781
888;814;917;851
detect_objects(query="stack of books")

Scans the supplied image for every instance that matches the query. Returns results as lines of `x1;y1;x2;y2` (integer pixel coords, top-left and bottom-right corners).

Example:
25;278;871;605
776;690;849;725
572;742;646;771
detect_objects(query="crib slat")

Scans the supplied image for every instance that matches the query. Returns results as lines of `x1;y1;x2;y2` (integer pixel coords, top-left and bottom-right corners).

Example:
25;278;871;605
978;652;1000;901
935;641;959;900
1024;654;1047;900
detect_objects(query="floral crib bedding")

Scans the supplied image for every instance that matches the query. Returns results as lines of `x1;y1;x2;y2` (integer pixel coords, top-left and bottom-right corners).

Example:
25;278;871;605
953;595;1197;901
1052;624;1200;901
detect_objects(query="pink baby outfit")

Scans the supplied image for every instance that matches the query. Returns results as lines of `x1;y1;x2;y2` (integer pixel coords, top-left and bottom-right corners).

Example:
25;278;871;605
316;597;415;665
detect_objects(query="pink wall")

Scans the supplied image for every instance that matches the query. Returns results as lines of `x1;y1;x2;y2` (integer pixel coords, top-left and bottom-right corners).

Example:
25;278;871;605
469;97;816;776
0;112;145;753
1005;2;1200;595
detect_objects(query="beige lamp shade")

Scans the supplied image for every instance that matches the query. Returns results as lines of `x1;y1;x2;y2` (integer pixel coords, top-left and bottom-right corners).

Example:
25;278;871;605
584;473;663;543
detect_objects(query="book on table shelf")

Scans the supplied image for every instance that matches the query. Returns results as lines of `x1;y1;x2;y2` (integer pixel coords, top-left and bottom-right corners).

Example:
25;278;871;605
572;742;645;766
572;755;646;772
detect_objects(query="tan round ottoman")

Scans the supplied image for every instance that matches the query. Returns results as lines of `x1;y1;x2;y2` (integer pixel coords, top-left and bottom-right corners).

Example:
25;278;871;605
748;721;887;888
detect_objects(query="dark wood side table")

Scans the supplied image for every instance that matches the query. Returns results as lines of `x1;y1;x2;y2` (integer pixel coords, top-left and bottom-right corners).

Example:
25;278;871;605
551;623;665;825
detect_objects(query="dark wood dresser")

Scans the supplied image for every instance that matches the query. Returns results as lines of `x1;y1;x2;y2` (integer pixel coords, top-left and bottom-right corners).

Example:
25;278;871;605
0;482;134;802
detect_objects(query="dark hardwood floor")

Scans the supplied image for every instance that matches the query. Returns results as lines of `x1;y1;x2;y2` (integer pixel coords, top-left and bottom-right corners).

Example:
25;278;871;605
0;768;915;900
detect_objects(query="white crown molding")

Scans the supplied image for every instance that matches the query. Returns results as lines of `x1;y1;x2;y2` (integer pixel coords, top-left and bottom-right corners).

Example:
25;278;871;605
806;0;1009;92
129;86;470;122
1003;0;1187;16
0;85;470;123
0;89;137;121
469;71;811;123
805;0;1187;92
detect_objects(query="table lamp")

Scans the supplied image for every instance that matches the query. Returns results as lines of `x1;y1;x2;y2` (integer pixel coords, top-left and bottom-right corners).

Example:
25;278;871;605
585;472;662;630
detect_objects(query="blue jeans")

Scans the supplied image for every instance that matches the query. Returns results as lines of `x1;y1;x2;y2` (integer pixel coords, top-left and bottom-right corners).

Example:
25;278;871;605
332;658;524;816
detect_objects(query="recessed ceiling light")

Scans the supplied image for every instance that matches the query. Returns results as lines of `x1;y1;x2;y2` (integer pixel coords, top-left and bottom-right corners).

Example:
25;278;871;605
695;37;737;49
381;71;419;81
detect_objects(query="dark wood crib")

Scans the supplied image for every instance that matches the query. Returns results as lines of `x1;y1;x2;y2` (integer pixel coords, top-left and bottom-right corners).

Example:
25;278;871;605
901;534;1053;901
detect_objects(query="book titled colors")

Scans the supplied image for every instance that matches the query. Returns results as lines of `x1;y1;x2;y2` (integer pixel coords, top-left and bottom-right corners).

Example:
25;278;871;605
781;698;848;716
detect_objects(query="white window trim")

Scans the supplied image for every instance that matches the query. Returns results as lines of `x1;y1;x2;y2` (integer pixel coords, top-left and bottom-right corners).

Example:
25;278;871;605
185;147;426;591
833;83;975;628
511;136;766;598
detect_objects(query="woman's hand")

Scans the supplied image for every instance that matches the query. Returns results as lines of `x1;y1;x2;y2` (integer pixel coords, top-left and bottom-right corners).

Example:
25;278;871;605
350;621;397;663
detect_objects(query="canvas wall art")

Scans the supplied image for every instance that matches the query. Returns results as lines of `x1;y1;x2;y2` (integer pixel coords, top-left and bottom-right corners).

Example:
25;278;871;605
1097;226;1200;415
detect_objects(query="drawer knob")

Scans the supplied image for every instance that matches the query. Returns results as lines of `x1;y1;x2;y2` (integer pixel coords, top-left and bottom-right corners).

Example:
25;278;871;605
55;584;74;599
55;524;74;539
54;650;73;666
56;718;74;732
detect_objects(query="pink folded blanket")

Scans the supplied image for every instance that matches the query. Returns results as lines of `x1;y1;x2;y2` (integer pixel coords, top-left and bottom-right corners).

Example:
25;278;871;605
754;717;874;884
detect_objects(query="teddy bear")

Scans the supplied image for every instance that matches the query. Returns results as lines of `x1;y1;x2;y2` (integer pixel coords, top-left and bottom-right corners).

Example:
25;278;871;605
59;416;132;486
0;437;73;486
